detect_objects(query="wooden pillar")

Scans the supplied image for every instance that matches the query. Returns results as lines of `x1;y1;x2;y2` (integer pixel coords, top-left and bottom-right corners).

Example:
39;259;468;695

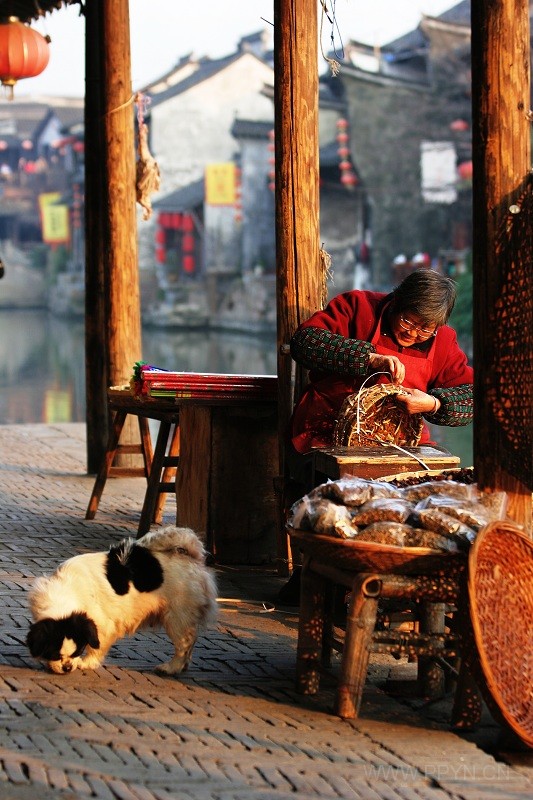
84;0;108;473
471;0;532;530
102;0;142;394
274;0;323;570
84;0;142;472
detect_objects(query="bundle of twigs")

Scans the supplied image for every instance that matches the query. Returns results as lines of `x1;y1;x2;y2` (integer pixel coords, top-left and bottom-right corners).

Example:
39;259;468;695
333;383;423;447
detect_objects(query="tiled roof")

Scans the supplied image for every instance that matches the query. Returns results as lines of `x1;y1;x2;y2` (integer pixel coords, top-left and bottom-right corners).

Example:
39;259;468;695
153;179;205;212
0;0;79;23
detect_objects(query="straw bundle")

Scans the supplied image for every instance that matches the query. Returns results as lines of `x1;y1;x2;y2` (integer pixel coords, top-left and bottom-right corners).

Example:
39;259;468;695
333;383;423;448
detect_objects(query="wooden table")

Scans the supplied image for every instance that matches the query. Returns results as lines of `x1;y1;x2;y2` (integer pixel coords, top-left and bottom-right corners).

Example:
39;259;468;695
174;395;279;565
87;380;280;566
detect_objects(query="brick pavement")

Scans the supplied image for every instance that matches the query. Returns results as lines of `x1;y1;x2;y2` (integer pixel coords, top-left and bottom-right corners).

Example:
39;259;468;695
0;423;531;800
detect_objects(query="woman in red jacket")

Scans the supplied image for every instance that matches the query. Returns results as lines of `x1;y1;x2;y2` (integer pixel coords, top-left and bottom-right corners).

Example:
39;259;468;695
289;269;473;454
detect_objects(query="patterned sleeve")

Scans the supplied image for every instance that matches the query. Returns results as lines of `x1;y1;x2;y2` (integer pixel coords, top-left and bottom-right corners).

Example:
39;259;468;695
425;384;473;427
290;326;373;376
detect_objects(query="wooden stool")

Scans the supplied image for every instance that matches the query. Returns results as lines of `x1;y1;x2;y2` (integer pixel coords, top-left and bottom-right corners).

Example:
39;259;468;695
291;531;469;719
85;388;180;536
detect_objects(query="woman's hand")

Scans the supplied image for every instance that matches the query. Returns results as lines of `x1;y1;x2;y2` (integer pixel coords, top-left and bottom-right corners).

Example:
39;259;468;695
394;388;439;415
368;353;406;384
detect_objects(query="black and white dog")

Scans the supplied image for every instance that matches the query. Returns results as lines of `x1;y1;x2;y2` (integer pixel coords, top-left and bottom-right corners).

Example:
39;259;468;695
26;526;218;675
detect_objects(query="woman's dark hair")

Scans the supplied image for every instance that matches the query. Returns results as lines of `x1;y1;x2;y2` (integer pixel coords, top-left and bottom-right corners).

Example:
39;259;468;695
391;269;456;326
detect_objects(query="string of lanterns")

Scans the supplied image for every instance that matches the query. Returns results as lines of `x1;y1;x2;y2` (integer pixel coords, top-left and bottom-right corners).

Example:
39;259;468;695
336;118;358;188
0;17;50;100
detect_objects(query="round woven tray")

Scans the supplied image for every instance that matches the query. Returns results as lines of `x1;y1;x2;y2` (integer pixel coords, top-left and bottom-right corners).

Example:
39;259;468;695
289;530;465;576
468;521;533;748
333;383;423;448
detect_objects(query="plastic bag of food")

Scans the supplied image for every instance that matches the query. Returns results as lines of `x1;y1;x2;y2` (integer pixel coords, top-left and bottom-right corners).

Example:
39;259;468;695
310;476;402;507
287;494;315;529
353;521;414;547
406;528;460;553
307;498;359;538
414;495;491;530
401;480;474;503
412;506;477;545
477;490;509;520
350;497;414;525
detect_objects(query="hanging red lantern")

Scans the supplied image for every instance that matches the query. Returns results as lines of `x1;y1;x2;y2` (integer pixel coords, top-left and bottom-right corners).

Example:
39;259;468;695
171;212;182;230
336;131;349;144
450;119;469;132
336;118;348;129
0;18;50;100
183;255;195;274
182;233;195;253
156;247;166;264
337;146;349;158
341;172;358;187
458;160;473;180
182;214;194;232
339;160;352;171
155;228;166;245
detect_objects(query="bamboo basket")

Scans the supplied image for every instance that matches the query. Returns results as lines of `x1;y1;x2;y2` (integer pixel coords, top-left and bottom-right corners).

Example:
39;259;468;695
467;520;533;748
289;530;465;576
333;383;423;448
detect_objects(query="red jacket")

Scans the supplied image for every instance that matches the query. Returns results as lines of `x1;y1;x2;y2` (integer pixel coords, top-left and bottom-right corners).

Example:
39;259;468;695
289;290;473;453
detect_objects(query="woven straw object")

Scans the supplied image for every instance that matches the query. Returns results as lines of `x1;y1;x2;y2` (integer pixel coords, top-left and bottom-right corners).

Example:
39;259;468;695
333;383;423;448
468;520;533;748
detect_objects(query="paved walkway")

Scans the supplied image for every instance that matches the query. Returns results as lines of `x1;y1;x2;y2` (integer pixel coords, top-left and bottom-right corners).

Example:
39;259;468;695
0;423;531;800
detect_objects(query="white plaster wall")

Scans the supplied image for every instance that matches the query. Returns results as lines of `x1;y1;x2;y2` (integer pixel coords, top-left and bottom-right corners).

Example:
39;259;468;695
150;55;273;195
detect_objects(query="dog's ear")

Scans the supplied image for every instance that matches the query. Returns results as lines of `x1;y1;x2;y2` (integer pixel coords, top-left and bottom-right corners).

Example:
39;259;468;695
27;619;56;657
70;612;100;649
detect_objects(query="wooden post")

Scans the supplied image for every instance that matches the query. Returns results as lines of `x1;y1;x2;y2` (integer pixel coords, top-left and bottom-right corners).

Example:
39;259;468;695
102;0;142;394
471;0;532;530
84;0;142;472
84;0;108;473
274;0;323;572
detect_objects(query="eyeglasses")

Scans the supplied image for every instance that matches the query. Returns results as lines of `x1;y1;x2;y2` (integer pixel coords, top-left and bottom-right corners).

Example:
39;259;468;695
398;316;437;338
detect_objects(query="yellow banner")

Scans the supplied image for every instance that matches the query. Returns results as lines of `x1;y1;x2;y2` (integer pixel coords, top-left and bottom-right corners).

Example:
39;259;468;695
39;193;70;243
205;163;236;205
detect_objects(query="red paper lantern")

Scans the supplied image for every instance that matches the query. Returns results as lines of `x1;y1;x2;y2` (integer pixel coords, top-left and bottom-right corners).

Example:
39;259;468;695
182;233;195;253
341;172;358;187
171;212;182;230
156;247;166;264
183;255;195;274
155;228;166;245
0;18;50;100
450;119;469;132
182;214;194;232
458;160;473;180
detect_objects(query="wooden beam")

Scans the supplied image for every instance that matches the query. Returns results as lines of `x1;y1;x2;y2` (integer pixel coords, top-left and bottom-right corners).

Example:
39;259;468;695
471;0;532;530
274;0;323;571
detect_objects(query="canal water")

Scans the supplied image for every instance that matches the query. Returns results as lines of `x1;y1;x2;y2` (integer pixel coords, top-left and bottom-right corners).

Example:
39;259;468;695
0;308;473;465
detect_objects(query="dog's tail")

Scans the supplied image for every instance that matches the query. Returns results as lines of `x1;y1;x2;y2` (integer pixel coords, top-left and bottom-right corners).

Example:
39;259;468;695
137;526;207;563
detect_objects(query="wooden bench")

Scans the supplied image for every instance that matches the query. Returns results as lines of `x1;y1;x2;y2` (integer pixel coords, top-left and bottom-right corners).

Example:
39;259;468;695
85;387;180;536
